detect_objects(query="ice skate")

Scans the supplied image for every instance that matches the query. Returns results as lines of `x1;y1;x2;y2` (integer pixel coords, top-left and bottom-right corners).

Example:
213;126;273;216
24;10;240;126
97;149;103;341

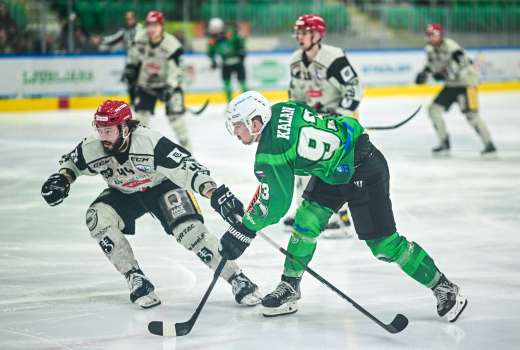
432;138;450;156
125;268;161;309
432;274;467;322
230;272;262;306
481;142;497;158
262;277;301;317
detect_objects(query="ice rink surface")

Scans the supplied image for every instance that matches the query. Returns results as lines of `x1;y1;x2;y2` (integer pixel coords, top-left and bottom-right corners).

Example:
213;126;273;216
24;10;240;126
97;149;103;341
1;92;519;350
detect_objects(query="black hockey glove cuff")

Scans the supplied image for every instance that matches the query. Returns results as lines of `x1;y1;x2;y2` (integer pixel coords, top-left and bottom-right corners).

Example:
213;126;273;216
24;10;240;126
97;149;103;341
219;224;256;260
122;64;139;85
210;185;245;227
433;72;446;81
41;173;70;206
415;71;428;84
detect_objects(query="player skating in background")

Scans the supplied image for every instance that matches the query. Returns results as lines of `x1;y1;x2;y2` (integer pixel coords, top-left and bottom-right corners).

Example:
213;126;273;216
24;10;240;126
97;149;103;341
284;14;362;238
415;23;497;156
207;17;248;102
217;91;467;322
100;10;143;106
123;11;192;149
41;100;261;309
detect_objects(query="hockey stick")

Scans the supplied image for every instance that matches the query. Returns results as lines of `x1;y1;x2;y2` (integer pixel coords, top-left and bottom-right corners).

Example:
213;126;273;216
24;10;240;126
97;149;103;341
365;105;421;131
148;258;227;337
188;99;210;116
247;188;408;334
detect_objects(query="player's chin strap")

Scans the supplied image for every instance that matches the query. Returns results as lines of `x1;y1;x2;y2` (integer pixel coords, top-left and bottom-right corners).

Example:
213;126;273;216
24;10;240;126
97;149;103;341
304;33;321;53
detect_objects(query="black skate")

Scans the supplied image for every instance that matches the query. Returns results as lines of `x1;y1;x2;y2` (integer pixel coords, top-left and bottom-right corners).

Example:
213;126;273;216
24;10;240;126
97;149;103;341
481;142;497;157
230;272;262;306
125;268;161;309
432;137;450;156
432;274;467;322
262;276;301;317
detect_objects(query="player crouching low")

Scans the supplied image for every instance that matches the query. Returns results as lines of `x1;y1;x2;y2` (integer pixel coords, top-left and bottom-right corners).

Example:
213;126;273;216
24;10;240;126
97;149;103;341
217;91;467;322
41;100;261;309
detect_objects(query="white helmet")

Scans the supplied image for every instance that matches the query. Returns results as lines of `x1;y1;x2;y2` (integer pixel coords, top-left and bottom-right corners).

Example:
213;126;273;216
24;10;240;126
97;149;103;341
208;17;224;34
225;91;272;136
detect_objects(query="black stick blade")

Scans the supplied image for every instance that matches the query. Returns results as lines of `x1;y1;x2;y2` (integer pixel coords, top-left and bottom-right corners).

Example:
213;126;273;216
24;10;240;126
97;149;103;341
148;321;178;337
386;314;409;334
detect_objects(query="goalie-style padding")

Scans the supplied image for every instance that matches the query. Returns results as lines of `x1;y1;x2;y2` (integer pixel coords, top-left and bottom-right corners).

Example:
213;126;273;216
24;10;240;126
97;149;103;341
172;219;241;282
366;232;441;288
86;202;139;275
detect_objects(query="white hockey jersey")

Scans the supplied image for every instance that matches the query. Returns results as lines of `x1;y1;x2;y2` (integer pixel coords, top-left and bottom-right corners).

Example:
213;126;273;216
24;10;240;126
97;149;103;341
127;31;184;89
424;37;479;87
59;126;213;195
289;44;362;116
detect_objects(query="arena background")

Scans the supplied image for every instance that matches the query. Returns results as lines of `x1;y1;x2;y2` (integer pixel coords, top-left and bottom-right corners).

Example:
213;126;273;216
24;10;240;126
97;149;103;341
0;0;519;111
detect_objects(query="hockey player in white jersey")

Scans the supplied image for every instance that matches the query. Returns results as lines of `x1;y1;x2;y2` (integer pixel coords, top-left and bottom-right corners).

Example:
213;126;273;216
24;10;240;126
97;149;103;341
41;100;261;309
123;11;192;149
415;23;496;156
284;14;362;238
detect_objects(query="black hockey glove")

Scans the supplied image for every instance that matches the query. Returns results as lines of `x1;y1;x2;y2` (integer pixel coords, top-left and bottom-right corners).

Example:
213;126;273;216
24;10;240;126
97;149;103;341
41;173;70;206
219;223;256;260
210;59;218;70
210;185;244;227
415;71;428;85
122;64;139;85
163;86;186;114
433;71;446;81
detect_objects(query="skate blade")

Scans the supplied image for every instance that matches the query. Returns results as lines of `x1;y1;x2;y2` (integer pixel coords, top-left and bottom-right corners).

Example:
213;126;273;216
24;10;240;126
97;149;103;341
134;293;162;309
262;301;298;317
481;152;498;159
238;291;263;306
432;150;450;157
448;298;468;323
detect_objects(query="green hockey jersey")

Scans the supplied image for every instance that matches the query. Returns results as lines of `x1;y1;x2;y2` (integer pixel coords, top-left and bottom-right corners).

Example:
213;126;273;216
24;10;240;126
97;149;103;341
243;101;364;232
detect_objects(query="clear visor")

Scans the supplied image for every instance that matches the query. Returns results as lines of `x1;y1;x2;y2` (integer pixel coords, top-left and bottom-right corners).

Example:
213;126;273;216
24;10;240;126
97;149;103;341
292;27;311;38
225;119;242;136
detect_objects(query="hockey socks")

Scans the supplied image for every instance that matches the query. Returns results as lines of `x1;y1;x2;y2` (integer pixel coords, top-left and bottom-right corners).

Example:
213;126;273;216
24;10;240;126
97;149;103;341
366;232;441;288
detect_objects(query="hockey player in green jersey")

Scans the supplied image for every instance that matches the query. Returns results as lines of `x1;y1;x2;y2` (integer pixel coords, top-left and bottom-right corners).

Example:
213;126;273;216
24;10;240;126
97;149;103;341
207;18;248;102
214;91;467;322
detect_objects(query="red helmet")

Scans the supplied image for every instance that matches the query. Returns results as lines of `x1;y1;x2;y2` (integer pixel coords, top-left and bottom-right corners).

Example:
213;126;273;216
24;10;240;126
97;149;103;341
94;100;132;128
146;10;164;26
294;14;327;37
426;23;443;36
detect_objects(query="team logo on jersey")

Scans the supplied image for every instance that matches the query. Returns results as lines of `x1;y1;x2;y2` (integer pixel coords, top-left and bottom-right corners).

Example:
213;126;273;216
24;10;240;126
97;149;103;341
135;164;152;173
255;170;265;178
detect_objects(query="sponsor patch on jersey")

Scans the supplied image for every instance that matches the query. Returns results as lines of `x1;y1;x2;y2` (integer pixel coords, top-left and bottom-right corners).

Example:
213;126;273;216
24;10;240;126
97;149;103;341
86;208;98;231
305;89;323;98
336;164;350;174
135;164;152;173
167;147;189;164
255;170;265;178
